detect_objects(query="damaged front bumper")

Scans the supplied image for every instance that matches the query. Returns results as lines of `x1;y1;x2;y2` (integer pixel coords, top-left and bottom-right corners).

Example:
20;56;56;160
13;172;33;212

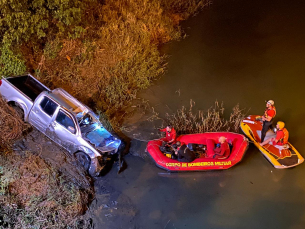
88;157;105;177
88;149;119;176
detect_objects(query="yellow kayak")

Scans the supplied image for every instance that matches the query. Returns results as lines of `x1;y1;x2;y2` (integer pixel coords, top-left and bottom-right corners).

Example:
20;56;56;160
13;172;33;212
240;115;304;168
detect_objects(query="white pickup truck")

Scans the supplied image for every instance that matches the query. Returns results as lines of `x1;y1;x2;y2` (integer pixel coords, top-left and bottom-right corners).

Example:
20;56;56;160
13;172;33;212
0;74;121;176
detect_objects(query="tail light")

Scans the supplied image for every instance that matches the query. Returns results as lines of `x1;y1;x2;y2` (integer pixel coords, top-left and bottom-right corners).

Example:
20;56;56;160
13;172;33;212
0;79;2;86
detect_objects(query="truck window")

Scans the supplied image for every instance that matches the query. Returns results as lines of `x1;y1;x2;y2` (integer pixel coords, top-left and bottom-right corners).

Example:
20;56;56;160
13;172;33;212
56;110;76;134
40;97;58;116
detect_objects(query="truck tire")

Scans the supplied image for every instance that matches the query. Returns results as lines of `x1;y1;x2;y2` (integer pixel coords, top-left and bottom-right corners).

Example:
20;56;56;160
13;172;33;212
8;103;24;121
75;151;91;171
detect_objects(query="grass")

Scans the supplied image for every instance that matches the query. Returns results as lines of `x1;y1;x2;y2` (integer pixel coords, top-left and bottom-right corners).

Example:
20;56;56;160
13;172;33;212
0;95;93;228
0;152;93;229
0;96;30;149
164;100;247;135
31;0;211;129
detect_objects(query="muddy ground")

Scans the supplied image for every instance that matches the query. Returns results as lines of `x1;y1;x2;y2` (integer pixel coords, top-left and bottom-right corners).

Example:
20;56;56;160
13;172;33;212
9;128;142;228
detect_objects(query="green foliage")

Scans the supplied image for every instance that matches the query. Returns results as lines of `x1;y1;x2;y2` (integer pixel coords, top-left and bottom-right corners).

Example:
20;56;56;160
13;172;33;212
43;38;63;59
70;25;87;39
104;47;165;108
0;0;86;45
0;44;26;76
0;166;10;196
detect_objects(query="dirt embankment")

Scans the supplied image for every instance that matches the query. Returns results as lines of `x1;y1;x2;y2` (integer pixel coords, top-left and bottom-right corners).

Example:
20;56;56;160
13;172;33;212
0;96;94;228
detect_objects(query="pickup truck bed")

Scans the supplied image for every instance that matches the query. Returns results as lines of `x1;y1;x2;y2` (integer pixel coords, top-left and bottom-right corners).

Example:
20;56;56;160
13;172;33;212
7;75;50;101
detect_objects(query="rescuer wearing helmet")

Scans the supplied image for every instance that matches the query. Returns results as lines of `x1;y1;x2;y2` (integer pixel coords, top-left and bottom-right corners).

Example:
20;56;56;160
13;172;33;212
260;100;276;143
159;125;177;146
206;136;230;159
260;121;289;146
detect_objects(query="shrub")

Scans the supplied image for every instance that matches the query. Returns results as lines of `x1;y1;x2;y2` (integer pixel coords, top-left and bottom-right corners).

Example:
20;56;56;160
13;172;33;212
37;0;210;128
0;44;27;77
0;0;87;46
165;100;247;135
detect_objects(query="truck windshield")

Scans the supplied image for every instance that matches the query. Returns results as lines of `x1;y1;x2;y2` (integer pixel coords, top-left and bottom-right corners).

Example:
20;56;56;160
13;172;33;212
77;112;98;127
77;111;102;135
78;112;118;149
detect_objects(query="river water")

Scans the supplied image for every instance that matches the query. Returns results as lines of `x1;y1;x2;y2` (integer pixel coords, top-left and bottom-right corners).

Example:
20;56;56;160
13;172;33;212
89;1;305;228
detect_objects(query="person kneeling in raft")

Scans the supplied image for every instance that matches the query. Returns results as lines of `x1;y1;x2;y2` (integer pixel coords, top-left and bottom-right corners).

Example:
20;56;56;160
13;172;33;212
174;141;196;162
206;136;230;159
260;121;289;147
159;125;177;146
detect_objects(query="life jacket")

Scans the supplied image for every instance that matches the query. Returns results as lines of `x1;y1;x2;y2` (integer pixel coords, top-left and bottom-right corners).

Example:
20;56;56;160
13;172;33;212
160;127;177;143
264;106;276;119
279;128;289;144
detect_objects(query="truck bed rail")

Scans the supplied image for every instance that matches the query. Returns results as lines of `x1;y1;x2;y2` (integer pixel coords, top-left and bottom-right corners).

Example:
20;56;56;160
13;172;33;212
7;75;50;101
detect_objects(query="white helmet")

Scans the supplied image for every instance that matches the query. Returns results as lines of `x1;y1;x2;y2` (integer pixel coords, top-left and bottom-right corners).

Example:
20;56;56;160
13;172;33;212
267;100;274;106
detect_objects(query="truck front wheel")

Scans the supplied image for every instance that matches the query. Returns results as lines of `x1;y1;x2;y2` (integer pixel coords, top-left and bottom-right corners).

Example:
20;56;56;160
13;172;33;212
75;151;91;171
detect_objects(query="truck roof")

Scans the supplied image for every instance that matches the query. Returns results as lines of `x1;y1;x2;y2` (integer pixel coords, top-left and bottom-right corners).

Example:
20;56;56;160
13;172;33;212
48;88;88;114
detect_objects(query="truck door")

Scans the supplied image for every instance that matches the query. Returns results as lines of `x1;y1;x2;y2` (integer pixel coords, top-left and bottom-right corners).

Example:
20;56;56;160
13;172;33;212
29;96;58;133
49;109;79;152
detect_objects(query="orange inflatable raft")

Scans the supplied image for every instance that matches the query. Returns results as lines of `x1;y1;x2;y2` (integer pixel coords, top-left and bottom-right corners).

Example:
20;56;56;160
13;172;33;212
146;132;248;172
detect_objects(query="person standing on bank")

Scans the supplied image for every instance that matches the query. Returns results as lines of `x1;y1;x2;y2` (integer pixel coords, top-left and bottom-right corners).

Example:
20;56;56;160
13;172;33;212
260;100;276;143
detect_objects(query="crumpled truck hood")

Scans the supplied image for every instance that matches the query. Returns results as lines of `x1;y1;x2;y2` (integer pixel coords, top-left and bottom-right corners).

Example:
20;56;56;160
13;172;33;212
85;125;121;153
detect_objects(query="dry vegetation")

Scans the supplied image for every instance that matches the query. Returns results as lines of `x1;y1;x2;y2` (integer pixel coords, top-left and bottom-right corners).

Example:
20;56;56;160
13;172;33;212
165;100;247;135
0;98;30;149
0;153;93;228
0;96;93;228
32;0;211;127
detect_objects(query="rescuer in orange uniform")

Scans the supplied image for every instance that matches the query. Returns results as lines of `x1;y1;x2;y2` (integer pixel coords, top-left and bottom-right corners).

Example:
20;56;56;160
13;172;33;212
260;121;289;146
206;136;230;159
260;100;276;143
159;125;177;146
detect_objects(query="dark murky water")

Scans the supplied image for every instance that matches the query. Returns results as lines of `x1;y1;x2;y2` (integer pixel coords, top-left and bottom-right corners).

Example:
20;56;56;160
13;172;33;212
89;1;305;228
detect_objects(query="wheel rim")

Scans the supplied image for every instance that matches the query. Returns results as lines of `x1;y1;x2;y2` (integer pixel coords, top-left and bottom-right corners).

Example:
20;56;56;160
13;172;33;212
76;152;90;170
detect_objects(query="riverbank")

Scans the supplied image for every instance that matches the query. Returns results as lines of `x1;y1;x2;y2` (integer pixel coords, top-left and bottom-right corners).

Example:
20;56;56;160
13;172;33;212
0;151;93;228
1;0;211;129
0;1;214;228
0;97;93;228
